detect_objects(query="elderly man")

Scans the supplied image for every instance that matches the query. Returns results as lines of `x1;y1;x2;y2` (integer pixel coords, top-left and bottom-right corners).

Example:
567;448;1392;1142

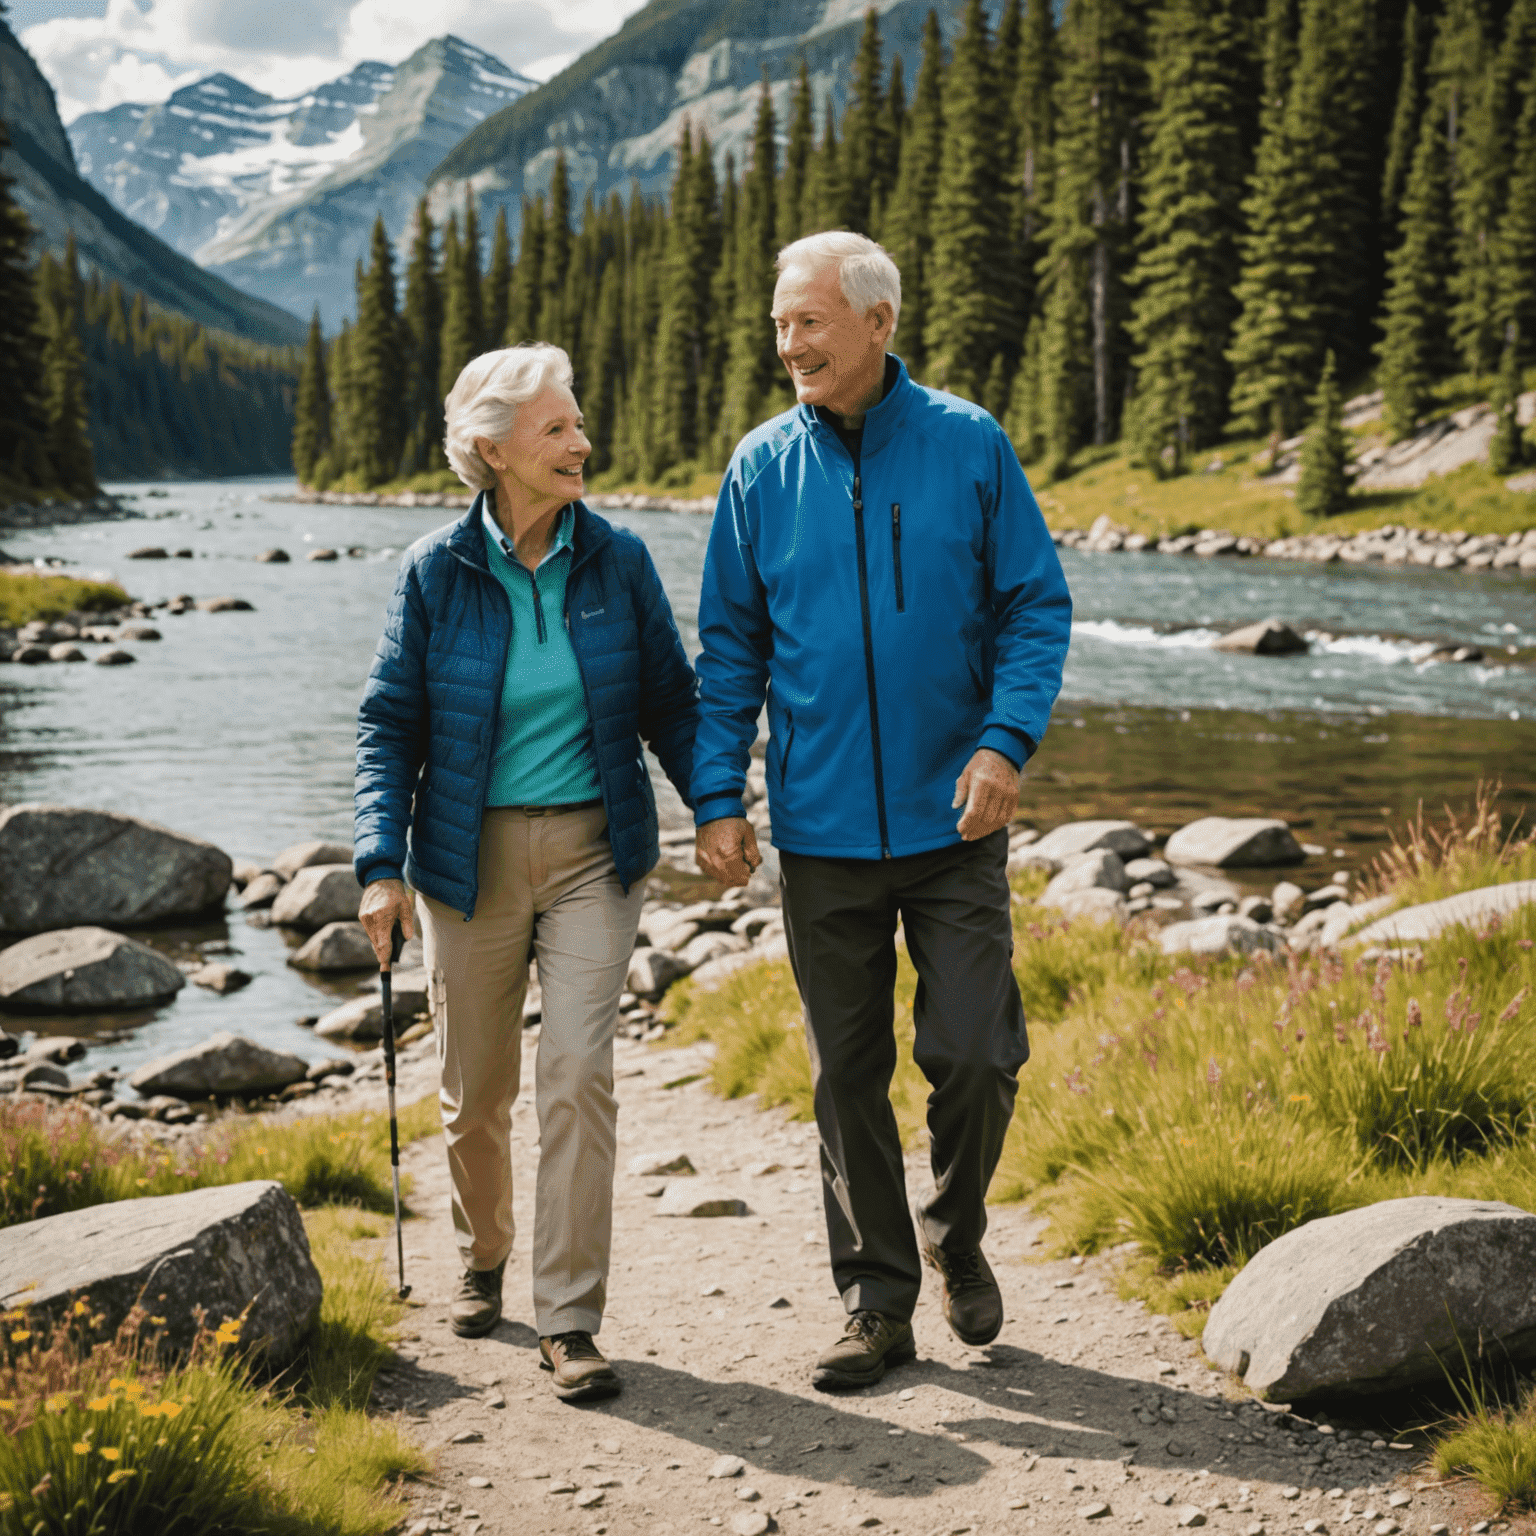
692;231;1073;1389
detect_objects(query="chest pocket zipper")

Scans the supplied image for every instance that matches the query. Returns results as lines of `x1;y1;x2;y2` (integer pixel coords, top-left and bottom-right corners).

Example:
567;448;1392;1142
892;503;905;613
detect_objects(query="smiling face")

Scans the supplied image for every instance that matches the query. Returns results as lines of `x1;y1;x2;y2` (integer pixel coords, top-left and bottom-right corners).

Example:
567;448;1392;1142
772;261;895;420
476;382;590;513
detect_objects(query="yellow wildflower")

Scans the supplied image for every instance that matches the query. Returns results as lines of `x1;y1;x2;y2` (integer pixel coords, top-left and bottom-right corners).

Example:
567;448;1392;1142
99;1447;121;1461
135;1178;150;1187
1288;1093;1311;1103
149;1316;166;1325
124;1382;145;1398
138;1403;161;1418
45;1393;73;1413
158;1400;183;1418
0;1398;15;1412
73;1441;92;1455
9;1329;31;1343
88;1396;116;1411
255;1147;268;1157
154;1436;167;1447
109;1378;126;1390
106;1469;138;1484
73;1300;90;1316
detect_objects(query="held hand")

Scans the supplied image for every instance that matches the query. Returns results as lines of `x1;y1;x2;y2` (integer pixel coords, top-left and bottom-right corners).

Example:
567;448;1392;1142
358;878;415;966
953;747;1021;841
695;817;763;888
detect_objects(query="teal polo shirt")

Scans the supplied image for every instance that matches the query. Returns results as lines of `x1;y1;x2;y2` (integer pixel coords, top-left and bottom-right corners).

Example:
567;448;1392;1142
481;503;601;807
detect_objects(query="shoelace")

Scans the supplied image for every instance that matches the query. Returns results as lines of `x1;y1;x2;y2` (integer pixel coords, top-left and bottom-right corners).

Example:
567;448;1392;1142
845;1310;891;1344
458;1268;500;1299
940;1249;986;1290
548;1330;603;1361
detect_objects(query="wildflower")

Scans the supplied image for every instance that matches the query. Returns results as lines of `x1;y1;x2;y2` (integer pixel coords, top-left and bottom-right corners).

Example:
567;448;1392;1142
73;1441;92;1454
109;1378;126;1390
0;1398;15;1411
44;1393;73;1413
1206;1057;1222;1087
123;1383;145;1398
9;1329;31;1343
73;1299;90;1316
1406;997;1422;1028
255;1147;268;1157
88;1396;116;1411
99;1446;121;1461
1288;1093;1310;1103
158;1400;183;1418
1367;1027;1390;1058
139;1402;161;1418
135;1178;150;1187
149;1316;166;1326
106;1469;138;1484
1498;988;1526;1024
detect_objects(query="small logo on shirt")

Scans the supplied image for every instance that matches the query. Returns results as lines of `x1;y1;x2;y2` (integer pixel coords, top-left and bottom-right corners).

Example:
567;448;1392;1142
581;607;605;619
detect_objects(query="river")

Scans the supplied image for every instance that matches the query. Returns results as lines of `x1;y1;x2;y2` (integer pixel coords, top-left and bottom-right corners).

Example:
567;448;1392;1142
3;475;1535;1075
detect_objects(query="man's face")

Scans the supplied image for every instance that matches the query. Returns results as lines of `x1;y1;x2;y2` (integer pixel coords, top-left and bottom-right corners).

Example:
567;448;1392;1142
772;263;890;414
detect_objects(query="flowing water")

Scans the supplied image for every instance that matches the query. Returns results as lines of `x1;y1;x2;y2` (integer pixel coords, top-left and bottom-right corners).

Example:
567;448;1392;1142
3;475;1534;1074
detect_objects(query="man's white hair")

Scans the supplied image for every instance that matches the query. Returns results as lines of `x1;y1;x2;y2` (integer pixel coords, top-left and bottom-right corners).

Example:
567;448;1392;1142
776;231;901;334
442;343;574;490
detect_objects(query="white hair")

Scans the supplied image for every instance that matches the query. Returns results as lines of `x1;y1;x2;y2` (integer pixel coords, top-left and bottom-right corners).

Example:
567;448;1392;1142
443;343;575;491
776;231;901;334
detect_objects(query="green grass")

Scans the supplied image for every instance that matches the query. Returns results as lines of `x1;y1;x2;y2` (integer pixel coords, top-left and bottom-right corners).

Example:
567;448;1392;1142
0;1096;443;1231
0;572;128;627
0;1205;428;1535
1434;1383;1536;1512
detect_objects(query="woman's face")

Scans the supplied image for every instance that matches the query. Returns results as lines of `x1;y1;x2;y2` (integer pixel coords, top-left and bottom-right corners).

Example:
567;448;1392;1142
479;383;590;506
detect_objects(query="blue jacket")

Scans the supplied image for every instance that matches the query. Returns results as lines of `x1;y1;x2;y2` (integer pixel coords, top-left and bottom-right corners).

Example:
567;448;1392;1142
692;356;1072;860
355;497;699;917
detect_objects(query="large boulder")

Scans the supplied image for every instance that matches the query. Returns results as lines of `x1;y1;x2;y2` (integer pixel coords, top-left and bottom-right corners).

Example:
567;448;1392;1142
628;948;694;1001
1349;880;1536;947
1163;816;1304;868
314;979;429;1040
0;1180;323;1371
129;1032;308;1098
270;864;363;931
1028;820;1153;864
271;840;354;880
1042;849;1129;903
0;927;185;1012
289;920;377;971
1204;1197;1536;1400
1159;914;1284;958
1211;619;1309;656
0;804;232;933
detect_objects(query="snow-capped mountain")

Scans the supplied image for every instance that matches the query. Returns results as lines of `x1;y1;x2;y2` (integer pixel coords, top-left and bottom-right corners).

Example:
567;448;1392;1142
70;36;536;325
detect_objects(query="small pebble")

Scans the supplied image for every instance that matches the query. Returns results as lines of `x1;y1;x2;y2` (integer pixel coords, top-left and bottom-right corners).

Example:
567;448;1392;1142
1177;1507;1206;1528
732;1514;771;1536
1389;1442;1414;1452
1429;1525;1449;1534
598;1438;621;1454
1281;1488;1302;1501
737;1487;760;1502
466;1477;491;1489
548;1482;577;1495
450;1430;483;1444
1078;1503;1110;1520
1471;1525;1489;1535
1387;1494;1412;1509
708;1455;746;1479
701;1284;725;1297
574;1489;605;1509
752;1435;773;1447
485;1393;506;1408
1245;1525;1265;1536
1150;1493;1173;1506
1302;1521;1327;1534
1373;1521;1398;1535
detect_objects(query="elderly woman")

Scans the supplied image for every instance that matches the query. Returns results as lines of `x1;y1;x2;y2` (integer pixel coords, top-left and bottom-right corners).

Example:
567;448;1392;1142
354;343;698;1404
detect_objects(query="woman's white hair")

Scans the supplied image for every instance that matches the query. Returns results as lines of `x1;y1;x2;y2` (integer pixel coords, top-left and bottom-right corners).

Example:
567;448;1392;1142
443;343;574;491
776;231;901;334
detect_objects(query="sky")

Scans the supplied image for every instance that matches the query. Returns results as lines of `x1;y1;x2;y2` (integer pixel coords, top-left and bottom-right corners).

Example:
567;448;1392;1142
11;0;650;124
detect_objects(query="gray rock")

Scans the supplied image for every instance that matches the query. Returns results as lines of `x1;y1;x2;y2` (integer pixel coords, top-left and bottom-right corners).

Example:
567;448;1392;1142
130;1030;308;1097
48;642;86;661
628;1150;696;1176
195;596;255;612
1317;895;1396;948
187;962;252;993
627;947;693;1000
1163;816;1304;868
708;1455;747;1478
1029;820;1153;864
92;648;136;665
1047;888;1130;925
1349;880;1536;947
255;548;290;563
1271;881;1306;922
1124;857;1176;888
678;930;749;968
306;547;339;561
0;804;232;932
269;863;363;930
271;839;354;880
238;870;287;908
0;1030;16;1060
1212;619;1310;656
1043;850;1130;903
1159;915;1285;958
656;1184;750;1218
20;1036;87;1063
118;625;161;641
305;1057;354;1083
289;920;377;971
1300;885;1350;916
730;907;784;939
126;546;168;559
1204;1197;1536;1400
314;981;429;1040
1238;896;1274;923
0;1180;322;1370
231;860;264;890
0;927;186;1012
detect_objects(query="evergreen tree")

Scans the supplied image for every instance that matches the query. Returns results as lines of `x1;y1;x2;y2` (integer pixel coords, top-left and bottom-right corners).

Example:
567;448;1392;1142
1488;325;1526;473
995;0;1024;173
778;59;815;247
330;317;357;476
878;53;906;234
439;211;476;399
1037;245;1092;478
401;198;443;474
508;197;545;344
1494;56;1536;362
353;215;405;485
0;117;49;488
702;156;737;452
1012;0;1058;301
292;306;331;485
842;10;891;235
1127;0;1245;476
35;254;95;495
1381;2;1426;232
103;280;128;346
484;206;512;351
882;9;945;379
585;257;625;473
460;192;486;356
925;0;1010;399
720;78;781;450
1004;313;1047;461
805;96;848;231
1295;351;1349;517
540;153;573;346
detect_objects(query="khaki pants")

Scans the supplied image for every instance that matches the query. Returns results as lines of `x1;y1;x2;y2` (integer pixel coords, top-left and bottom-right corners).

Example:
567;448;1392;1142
416;804;645;1336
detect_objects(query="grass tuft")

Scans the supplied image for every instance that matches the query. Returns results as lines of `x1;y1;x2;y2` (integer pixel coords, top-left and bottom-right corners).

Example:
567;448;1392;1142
0;572;128;627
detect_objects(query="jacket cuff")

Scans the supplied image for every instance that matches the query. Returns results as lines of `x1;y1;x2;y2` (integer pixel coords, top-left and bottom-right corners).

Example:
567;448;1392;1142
357;859;404;887
694;793;747;825
978;725;1037;770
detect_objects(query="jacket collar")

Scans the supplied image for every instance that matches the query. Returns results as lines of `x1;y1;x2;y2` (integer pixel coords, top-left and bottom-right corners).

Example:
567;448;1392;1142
447;492;610;575
802;353;912;459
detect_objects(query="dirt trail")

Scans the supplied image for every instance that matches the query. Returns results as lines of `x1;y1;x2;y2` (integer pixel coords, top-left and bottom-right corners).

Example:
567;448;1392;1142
373;1030;1461;1536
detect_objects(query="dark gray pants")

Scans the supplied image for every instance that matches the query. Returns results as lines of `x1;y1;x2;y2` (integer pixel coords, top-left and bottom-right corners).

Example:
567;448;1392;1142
779;829;1029;1321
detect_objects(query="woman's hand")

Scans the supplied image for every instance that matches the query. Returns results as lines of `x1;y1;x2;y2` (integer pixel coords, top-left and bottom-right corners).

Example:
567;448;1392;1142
358;877;415;965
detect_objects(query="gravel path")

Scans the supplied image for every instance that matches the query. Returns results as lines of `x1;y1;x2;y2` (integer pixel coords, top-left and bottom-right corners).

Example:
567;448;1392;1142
373;1030;1467;1536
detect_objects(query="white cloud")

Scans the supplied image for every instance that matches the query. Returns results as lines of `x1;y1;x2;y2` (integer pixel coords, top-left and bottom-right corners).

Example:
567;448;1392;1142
21;0;650;123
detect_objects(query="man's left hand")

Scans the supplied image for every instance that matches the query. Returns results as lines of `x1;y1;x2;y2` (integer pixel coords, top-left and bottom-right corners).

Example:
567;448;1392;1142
953;748;1020;841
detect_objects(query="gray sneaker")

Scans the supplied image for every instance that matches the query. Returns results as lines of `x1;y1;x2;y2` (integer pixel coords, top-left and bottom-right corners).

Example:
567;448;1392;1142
449;1260;506;1338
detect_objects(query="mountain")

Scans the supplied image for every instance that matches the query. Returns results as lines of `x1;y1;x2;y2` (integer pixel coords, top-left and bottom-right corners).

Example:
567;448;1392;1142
72;36;537;326
0;15;304;347
427;0;990;225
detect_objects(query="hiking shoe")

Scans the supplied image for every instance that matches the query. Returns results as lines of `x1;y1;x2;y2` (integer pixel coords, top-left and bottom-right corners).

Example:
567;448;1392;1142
918;1226;1003;1346
811;1310;917;1391
449;1260;506;1338
539;1331;621;1402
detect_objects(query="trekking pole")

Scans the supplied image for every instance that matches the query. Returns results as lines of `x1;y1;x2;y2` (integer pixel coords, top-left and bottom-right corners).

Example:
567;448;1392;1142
380;921;412;1300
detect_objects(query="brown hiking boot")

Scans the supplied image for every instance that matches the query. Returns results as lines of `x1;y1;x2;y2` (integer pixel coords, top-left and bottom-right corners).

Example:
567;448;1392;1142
449;1260;506;1338
918;1225;1003;1346
811;1310;917;1391
540;1331;621;1402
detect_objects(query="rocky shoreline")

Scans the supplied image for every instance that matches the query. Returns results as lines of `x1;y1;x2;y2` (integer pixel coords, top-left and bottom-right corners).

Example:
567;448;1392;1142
0;492;135;530
263;487;718;515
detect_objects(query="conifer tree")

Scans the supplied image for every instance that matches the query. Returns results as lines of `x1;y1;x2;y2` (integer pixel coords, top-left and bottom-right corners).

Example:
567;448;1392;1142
1295;351;1349;517
1494;59;1536;363
702;157;737;452
0;118;49;487
1381;2;1425;233
805;97;847;231
400;199;443;474
778;59;815;247
540;153;573;346
484;206;512;351
882;9;944;378
1126;0;1245;475
1012;0;1057;295
1037;249;1092;478
35;254;95;495
353;215;405;485
292;306;331;485
995;0;1024;172
439;211;477;400
460;192;486;356
1488;325;1526;473
925;0;1009;399
1005;313;1047;461
508;197;544;344
103;280;128;346
329;317;357;475
842;10;891;235
878;53;905;233
585;258;625;472
721;79;781;450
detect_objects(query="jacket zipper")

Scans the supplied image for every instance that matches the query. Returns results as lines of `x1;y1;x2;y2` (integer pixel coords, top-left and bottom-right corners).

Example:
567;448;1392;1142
850;465;892;858
891;502;905;612
529;570;548;642
779;708;795;789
